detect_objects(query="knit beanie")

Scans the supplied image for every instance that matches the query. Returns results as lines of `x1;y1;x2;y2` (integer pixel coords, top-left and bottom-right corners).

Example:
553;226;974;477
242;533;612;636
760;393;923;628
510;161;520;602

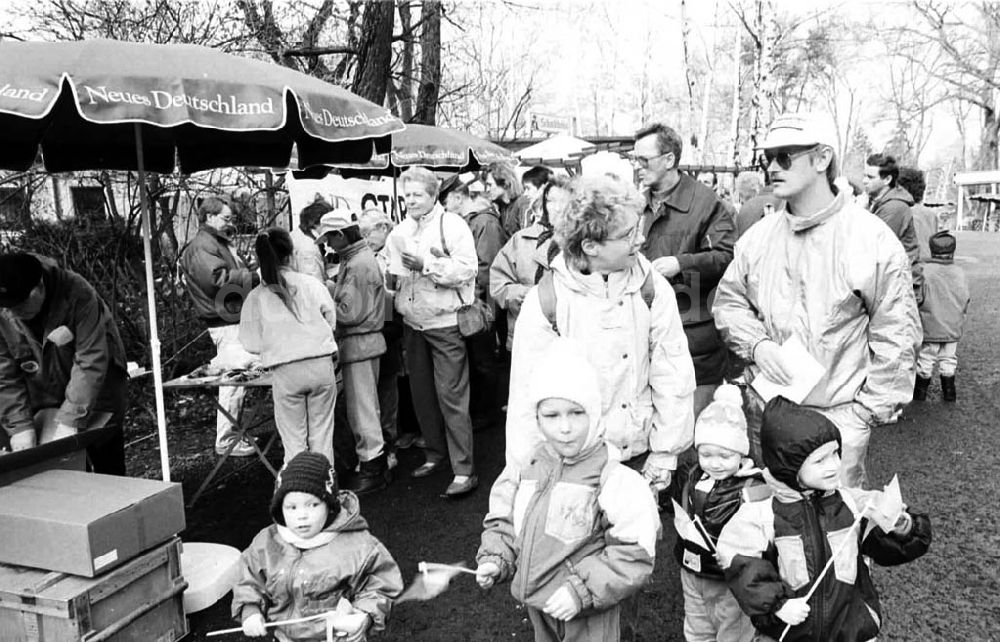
760;396;841;491
0;253;43;307
270;452;340;526
694;384;749;456
929;230;956;258
526;338;603;445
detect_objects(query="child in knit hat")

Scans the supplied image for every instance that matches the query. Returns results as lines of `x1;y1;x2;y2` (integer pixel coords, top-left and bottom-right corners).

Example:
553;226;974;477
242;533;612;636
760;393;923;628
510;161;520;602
231;452;403;642
672;383;768;642
475;338;660;642
716;397;932;642
914;230;971;402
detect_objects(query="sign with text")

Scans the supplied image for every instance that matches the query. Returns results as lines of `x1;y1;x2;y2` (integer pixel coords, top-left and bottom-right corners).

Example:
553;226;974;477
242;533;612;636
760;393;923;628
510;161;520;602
530;112;574;135
286;172;406;223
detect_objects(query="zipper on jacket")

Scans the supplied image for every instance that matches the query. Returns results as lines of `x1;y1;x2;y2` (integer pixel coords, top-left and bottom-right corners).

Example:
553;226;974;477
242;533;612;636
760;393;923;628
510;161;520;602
514;459;560;599
803;495;827;642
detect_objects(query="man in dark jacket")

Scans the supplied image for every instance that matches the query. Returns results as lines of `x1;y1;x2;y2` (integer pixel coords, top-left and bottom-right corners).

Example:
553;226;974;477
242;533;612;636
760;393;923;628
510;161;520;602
178;196;260;457
633;123;737;417
864;154;922;297
442;177;508;428
0;253;128;474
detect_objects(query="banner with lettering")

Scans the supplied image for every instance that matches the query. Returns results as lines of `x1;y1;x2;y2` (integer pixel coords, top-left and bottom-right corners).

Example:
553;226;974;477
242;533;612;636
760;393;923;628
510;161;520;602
286;172;407;224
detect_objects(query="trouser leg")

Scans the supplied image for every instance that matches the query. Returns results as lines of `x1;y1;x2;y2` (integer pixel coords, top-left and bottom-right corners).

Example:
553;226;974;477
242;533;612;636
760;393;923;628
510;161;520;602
916;342;939;378
344;358;384;462
818;403;871;489
270;361;310;465
404;326;447;466
377;337;402;448
938;341;958;376
465;331;499;420
301;356;338;468
86;365;128;476
208;325;253;447
423;326;475;476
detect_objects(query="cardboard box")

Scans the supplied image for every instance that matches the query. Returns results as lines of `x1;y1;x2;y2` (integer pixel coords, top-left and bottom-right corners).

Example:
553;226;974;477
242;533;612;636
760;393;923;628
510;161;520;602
0;537;189;642
0;470;186;577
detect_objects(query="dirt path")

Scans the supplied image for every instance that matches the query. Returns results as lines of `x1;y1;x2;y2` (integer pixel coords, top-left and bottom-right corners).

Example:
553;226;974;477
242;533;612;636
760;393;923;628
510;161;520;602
139;231;1000;641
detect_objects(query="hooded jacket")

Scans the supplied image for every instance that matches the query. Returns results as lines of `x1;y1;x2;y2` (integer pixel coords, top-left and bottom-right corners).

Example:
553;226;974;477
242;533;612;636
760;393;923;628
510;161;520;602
232;491;403;642
505;253;696;472
716;398;932;642
464;206;508;301
333;240;386;364
870;186;923;295
383;205;477;331
179;224;260;326
478;339;659;614
712;191;921;424
919;257;970;342
0;256;127;435
489;222;556;350
641;174;736;385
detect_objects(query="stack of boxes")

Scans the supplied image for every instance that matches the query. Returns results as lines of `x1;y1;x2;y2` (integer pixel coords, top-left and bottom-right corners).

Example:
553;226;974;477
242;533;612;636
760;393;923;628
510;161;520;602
0;470;188;642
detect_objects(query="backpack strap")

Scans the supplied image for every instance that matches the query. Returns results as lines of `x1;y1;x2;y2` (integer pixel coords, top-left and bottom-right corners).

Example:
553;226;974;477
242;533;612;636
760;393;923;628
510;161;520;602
536;270;559;335
438;210;450;257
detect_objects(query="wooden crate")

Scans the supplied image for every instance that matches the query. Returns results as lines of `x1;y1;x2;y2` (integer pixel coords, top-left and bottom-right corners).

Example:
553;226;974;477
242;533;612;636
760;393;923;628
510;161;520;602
0;537;188;642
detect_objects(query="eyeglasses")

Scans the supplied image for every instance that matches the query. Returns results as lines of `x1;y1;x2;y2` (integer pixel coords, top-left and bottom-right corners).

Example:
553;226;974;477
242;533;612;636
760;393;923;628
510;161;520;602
629;152;669;168
759;145;819;171
607;222;641;243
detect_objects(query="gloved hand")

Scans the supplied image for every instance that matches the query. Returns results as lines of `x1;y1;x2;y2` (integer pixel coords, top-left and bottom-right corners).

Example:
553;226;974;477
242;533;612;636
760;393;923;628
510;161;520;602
476;561;501;589
775;597;810;625
641;462;672;493
50;423;78;441
542;585;581;621
9;430;37;452
241;612;268;637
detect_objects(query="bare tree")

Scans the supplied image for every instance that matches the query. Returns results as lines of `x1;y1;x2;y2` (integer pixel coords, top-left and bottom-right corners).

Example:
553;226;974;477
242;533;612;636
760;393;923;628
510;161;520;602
413;0;441;123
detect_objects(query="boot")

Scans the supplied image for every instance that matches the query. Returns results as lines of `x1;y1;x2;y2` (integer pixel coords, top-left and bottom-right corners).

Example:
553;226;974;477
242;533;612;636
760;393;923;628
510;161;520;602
913;376;931;401
941;375;957;402
346;454;390;495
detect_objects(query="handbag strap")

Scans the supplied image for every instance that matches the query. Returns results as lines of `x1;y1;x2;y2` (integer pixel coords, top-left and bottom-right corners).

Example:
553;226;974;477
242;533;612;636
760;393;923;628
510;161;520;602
437;211;466;305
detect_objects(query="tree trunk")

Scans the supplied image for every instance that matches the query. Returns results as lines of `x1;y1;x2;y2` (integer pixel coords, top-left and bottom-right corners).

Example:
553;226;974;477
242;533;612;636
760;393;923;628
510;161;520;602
394;0;414;121
350;0;394;105
413;0;442;125
680;0;697;147
980;102;998;170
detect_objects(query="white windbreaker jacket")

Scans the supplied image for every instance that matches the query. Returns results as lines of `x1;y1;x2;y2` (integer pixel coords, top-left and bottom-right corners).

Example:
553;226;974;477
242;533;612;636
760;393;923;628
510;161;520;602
712;191;921;423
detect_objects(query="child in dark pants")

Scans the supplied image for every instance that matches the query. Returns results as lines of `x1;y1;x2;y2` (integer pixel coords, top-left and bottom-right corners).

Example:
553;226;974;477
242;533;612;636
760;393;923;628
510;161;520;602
718;397;932;642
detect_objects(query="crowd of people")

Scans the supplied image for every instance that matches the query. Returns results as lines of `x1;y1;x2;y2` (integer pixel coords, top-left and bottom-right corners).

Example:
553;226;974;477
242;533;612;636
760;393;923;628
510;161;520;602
0;109;971;642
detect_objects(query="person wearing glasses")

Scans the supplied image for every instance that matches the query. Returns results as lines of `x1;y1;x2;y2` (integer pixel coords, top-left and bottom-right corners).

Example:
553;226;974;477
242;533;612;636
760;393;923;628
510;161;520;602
632;123;737;419
712;112;921;488
504;175;696;496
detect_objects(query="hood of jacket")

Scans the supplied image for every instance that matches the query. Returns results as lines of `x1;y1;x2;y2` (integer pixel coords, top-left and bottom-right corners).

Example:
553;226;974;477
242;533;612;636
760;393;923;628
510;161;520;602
760;397;842;492
525;337;605;459
873;185;914;210
550;251;654;301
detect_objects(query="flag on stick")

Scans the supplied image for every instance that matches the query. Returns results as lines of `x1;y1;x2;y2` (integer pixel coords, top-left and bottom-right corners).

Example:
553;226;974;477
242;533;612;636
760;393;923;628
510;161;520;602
397;561;476;603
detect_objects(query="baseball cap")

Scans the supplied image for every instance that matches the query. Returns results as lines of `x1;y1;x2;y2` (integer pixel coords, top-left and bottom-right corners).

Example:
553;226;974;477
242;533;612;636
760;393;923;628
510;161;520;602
760;112;838;150
315;208;357;238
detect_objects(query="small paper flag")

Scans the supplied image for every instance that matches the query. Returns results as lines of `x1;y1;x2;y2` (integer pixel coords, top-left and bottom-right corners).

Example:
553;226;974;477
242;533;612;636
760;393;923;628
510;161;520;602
671;499;711;550
397;561;471;603
868;474;905;534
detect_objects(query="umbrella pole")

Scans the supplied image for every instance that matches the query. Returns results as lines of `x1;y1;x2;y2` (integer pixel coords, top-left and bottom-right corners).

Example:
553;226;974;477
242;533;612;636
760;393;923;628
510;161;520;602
134;123;171;482
392;165;399;223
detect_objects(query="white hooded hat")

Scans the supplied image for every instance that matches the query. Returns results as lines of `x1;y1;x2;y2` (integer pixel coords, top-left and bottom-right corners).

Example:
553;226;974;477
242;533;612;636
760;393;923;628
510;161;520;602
526;338;604;448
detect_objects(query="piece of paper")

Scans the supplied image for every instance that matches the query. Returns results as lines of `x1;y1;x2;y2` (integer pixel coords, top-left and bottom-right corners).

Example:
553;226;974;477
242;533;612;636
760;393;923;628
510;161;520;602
397;561;469;603
387;234;411;277
671;499;711;550
868;474;905;533
750;336;826;404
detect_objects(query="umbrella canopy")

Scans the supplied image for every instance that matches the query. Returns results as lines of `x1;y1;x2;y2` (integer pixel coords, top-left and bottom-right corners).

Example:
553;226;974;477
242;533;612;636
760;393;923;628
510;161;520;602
0;39;405;173
313;123;513;177
516;134;597;166
0;39;405;483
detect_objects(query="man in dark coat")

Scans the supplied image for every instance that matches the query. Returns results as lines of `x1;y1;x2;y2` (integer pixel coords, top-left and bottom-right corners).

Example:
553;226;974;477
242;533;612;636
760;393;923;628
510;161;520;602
0;253;128;474
864;153;922;298
178;195;260;457
633;123;737;417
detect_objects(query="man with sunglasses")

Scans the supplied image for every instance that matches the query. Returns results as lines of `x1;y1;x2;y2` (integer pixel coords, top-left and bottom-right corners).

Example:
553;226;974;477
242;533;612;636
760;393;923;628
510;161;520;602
712;112;921;489
632;123;736;418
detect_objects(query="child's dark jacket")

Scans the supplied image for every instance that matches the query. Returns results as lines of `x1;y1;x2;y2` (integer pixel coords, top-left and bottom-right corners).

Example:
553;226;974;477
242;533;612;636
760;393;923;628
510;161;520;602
717;475;931;642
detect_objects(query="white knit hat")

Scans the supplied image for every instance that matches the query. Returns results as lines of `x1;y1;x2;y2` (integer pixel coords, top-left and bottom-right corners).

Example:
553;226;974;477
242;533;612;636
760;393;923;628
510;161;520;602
694;384;749;456
526;338;603;446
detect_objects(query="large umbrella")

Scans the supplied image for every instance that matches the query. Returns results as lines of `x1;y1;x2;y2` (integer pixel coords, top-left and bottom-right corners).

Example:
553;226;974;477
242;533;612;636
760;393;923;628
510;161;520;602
0;39;405;481
314;123;514;176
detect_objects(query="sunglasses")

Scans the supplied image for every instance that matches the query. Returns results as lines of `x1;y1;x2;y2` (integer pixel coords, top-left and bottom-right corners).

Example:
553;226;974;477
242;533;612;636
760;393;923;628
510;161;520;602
629;152;669;168
759;145;819;171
